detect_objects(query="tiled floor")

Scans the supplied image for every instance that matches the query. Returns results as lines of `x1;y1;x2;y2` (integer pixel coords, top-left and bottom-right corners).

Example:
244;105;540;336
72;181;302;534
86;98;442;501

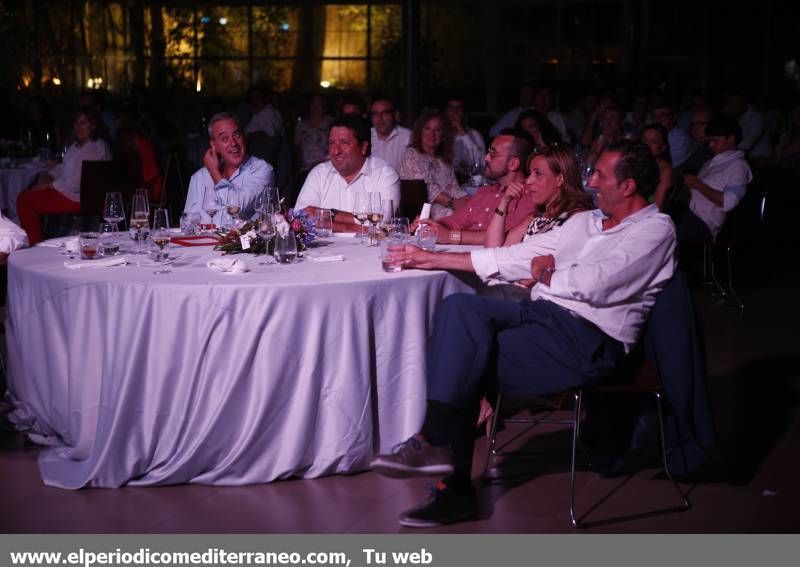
2;242;799;533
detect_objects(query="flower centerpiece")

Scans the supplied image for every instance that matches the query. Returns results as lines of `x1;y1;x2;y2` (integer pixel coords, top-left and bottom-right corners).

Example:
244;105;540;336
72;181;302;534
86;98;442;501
214;207;317;255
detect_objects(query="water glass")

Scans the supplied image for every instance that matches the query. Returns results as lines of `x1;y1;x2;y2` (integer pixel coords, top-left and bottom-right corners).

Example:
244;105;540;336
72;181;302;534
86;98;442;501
98;222;120;255
274;231;298;264
379;235;406;273
79;232;101;260
316;209;333;238
391;217;410;238
417;224;437;251
151;208;172;274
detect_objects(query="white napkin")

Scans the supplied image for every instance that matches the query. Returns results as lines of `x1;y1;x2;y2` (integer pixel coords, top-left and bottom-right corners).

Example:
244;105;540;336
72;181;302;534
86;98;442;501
207;257;250;273
37;236;75;248
331;232;357;238
64;256;129;269
306;253;345;262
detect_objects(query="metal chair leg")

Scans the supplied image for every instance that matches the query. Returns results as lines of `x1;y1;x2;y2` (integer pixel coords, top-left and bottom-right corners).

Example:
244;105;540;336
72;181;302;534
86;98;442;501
654;392;691;510
725;246;744;310
484;394;503;472
569;391;583;528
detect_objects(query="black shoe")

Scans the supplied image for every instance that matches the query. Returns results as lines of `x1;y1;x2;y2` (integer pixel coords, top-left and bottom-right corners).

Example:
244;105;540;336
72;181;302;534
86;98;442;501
370;434;454;478
398;481;478;528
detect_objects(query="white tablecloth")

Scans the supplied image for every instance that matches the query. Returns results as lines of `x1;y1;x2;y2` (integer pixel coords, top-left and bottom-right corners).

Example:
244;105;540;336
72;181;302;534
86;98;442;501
0;162;50;221
6;239;478;488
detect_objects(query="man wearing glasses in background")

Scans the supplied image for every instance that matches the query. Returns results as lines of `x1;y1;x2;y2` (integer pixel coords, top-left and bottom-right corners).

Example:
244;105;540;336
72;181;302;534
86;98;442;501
369;97;411;172
414;129;535;245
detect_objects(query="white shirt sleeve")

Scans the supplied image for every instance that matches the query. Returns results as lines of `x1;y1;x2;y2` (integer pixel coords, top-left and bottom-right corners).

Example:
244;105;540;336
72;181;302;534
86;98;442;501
295;165;325;210
0;214;28;253
470;228;562;283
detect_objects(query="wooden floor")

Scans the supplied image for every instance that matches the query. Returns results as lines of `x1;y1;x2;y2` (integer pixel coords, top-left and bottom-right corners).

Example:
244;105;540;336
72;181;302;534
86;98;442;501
2;249;799;533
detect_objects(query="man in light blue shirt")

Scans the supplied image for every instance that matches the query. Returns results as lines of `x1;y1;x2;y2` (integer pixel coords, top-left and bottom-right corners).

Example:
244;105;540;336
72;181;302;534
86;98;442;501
652;102;695;170
184;112;274;225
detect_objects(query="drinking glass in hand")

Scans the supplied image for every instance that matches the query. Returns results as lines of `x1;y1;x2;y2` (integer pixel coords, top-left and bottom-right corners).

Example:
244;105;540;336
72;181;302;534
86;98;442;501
258;209;277;265
103;192;125;227
274;230;297;264
129;194;150;254
151;208;172;274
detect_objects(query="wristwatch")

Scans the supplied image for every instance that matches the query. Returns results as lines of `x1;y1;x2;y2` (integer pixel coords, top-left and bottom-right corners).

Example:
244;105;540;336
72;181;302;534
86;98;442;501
449;230;462;244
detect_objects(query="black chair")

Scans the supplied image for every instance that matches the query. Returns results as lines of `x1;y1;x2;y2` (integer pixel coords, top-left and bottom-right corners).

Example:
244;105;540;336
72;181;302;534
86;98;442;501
398;179;428;219
485;272;712;528
79;160;135;219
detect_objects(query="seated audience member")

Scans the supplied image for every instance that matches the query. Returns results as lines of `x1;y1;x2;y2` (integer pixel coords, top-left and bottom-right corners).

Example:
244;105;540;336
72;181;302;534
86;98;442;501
0;213;28;265
676;115;752;242
564;92;598;145
17;106;111;245
338;94;366;119
624;93;650;139
641;123;674;211
676;92;709;133
584;105;627;166
399;109;469;219
725;91;772;161
294;94;333;190
532;86;569;142
183;112;274;224
416;129;534;245
295;114;400;232
369;97;411;172
389;145;592;301
682;107;715;173
489;83;536;138
651;100;695;170
245;86;284;138
115;101;163;204
20;95;62;154
444;97;486;177
514;109;563;151
370;141;676;528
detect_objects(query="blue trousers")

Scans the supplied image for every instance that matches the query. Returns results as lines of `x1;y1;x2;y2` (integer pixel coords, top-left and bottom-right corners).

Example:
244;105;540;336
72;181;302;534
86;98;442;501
423;294;625;482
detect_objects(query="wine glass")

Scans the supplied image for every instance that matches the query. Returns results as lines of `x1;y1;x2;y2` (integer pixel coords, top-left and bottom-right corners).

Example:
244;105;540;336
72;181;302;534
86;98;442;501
103;192;125;230
353;192;370;245
379;199;395;235
151;208;172;275
203;186;221;231
129;193;150;255
274;230;297;264
367;192;383;246
257;207;277;265
315;209;333;238
226;190;242;229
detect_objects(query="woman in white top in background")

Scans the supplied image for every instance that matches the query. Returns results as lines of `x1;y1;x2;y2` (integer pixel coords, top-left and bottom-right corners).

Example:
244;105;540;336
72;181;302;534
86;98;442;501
17;106;111;245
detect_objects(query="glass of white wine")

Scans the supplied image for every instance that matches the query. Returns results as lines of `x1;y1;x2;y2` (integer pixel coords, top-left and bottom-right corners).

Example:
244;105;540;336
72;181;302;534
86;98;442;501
203;186;221;232
226;190;242;229
354;192;370;245
151;208;172;275
129;193;150;255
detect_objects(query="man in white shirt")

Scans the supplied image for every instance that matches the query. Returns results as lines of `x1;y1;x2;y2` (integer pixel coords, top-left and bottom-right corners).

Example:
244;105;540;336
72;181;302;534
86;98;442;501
370;141;677;528
295;114;400;232
369;97;411;172
183;113;274;225
0;213;27;265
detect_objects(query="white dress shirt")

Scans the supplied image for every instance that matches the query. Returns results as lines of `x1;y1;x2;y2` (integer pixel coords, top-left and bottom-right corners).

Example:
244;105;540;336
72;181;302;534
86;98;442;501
531;206;677;351
294;156;400;215
689;149;752;238
0;213;28;254
470;213;572;284
50;139;111;202
183;156;274;224
370;126;411;172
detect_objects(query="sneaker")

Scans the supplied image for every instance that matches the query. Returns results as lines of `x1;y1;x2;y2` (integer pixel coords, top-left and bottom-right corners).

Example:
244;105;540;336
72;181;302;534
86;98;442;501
370;434;454;478
399;481;478;528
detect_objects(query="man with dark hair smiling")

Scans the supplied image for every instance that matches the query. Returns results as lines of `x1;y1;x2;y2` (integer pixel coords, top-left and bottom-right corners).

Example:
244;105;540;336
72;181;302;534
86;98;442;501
296;114;400;232
371;141;677;528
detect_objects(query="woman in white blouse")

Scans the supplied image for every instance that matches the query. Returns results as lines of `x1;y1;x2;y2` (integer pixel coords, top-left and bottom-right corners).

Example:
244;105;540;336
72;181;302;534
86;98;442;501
399;109;469;219
17;106;111;244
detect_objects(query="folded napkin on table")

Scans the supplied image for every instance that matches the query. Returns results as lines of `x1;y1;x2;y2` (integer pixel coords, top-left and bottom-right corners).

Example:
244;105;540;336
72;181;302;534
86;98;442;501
332;232;357;238
207;257;250;273
37;236;75;248
64;256;129;269
306;253;345;262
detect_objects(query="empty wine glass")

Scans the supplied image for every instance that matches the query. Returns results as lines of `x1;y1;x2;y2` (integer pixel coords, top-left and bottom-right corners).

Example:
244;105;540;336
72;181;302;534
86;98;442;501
316;209;333;238
129;193;150;255
203;186;221;231
354;192;370;245
151;208;172;274
103;191;125;230
274;230;297;264
258;207;277;265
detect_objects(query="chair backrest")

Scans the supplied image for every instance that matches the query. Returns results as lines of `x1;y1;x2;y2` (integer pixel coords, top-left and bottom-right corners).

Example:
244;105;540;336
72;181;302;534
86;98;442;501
247;131;282;166
79;160;135;217
398;179;428;219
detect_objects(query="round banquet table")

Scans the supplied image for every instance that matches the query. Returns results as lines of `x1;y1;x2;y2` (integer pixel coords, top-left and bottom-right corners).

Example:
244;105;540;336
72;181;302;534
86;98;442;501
6;237;478;488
